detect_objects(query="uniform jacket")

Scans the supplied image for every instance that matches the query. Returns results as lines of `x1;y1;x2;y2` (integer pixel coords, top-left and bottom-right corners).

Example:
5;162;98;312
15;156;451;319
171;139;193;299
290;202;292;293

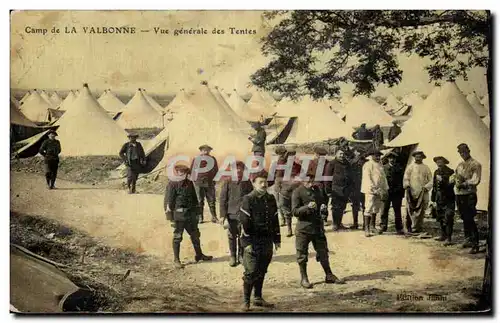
307;157;330;189
238;191;281;246
431;165;455;205
279;181;302;213
250;128;267;153
219;179;253;220
384;162;405;196
325;158;352;198
352;128;373;140
190;155;219;186
39;139;61;160
291;184;327;234
164;178;199;221
119;142;145;165
361;158;389;195
349;155;366;192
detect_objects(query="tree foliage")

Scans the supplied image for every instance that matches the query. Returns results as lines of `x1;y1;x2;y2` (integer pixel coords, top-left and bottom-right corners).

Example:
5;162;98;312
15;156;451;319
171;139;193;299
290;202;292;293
251;10;490;100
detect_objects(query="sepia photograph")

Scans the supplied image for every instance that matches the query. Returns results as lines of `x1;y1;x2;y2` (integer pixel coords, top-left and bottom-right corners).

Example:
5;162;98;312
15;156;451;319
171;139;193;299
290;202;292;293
9;9;492;314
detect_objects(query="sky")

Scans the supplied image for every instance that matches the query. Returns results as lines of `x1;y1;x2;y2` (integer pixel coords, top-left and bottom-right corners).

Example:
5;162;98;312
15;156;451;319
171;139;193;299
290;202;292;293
10;10;488;98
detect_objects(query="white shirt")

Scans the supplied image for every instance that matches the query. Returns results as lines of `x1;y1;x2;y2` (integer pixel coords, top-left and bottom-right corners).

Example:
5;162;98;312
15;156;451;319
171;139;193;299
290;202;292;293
361;157;389;195
403;162;433;198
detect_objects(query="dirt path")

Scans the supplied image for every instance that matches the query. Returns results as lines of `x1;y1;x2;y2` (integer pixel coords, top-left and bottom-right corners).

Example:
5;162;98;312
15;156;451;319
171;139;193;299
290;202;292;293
10;172;486;312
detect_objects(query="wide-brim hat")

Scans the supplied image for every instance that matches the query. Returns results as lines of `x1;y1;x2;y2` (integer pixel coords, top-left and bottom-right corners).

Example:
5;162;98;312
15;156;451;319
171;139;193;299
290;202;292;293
198;144;213;151
47;130;58;136
412;151;427;158
433;156;449;164
457;143;470;152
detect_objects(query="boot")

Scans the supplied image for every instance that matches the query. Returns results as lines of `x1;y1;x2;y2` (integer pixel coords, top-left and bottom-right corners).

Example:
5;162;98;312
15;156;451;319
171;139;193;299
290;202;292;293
434;221;447;241
444;220;454;246
198;205;204;223
209;205;218;223
173;241;184;269
46;174;51;188
364;216;371;237
253;277;275;308
286;218;293;237
469;245;480;254
321;260;345;284
349;211;359;230
192;237;213;262
280;213;286;227
242;281;252;312
50;177;56;189
228;235;237;267
299;263;313;289
370;214;378;235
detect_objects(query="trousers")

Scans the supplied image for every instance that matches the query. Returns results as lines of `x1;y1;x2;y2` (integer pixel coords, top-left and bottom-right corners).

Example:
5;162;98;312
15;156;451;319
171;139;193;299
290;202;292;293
330;196;348;227
295;232;329;265
456;193;479;245
227;218;242;258
44;158;59;187
380;192;404;231
405;191;429;232
242;240;274;286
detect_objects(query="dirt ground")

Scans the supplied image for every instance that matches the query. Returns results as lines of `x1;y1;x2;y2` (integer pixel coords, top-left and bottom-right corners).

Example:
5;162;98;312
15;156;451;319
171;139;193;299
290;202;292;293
10;167;489;313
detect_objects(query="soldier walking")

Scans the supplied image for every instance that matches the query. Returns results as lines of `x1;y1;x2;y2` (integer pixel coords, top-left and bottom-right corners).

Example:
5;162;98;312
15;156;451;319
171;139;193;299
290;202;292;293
292;170;344;289
430;156;455;246
380;151;405;235
164;165;213;269
39;130;61;190
191;144;219;223
219;161;253;267
119;133;146;194
238;171;281;311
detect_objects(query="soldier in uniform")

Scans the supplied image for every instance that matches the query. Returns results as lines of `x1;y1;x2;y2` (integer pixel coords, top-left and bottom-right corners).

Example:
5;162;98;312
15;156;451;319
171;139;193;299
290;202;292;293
325;148;352;231
279;171;302;238
292;170;344;289
164;165;213;269
379;151;405;234
352;123;373;140
191;144;219;223
219;161;253;267
430;156;455;245
272;146;288;226
39;130;61;189
348;148;366;230
388;120;402;142
119;133;146;194
249;121;267;157
238;170;281;311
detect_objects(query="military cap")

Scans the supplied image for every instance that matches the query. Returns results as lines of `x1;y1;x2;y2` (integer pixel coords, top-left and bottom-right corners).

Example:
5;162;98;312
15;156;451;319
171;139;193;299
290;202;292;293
47;129;58;136
412;151;427;158
433;156;449;164
457;143;470;151
314;147;328;156
174;164;190;173
198;144;213;151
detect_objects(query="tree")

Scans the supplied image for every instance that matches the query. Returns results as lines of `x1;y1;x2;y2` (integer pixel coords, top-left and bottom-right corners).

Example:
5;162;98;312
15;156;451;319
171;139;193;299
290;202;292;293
252;10;490;100
252;10;492;311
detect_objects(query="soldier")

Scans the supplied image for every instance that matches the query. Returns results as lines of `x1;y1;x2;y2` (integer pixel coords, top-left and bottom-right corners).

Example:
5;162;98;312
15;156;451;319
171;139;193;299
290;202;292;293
191;144;219;223
388;120;402;142
39;130;61;189
164;165;213;269
380;151;405;235
430;156;455;246
292;170;344;289
307;147;330;197
219;161;253;267
119;133;146;194
272;146;288;226
348;148;366;230
249;121;267;157
279;171;302;238
352;123;372;140
361;150;389;237
238;170;281;311
371;125;384;151
453;143;482;254
325;148;352;231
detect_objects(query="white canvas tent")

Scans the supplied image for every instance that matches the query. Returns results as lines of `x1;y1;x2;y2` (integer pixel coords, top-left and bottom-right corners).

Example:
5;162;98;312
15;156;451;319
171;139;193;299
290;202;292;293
344;96;394;129
39;90;54;107
19;91;51;123
57;91;77;111
245;89;277;119
142;89;165;113
49;92;63;106
209;86;252;132
466;92;488;118
482;115;490;128
117;89;164;129
387;81;490;211
226;89;253;120
54;84;128;156
97;90;125;114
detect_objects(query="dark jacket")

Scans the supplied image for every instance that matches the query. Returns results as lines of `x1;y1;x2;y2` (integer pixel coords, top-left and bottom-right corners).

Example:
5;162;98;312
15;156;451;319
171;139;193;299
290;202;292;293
119;142;145;166
353;128;372;140
388;125;402;141
275;155;301;179
291;184;327;234
238;191;280;246
431;166;455;205
164;178;199;221
219;179;253;220
279;181;302;213
349;155;366;193
250;128;267;153
325;159;352;199
39;139;61;160
384;162;405;196
373;129;384;148
190;155;219;185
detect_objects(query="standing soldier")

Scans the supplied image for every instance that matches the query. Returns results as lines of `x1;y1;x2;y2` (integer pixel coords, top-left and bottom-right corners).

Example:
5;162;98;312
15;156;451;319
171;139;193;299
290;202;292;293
371;125;384;151
380;151;405;235
249;121;267;157
39;130;61;190
361;150;389;237
352;123;372;140
191;145;219;223
119;133;146;194
219;161;253;267
403;151;433;236
307;147;330;197
164;165;213;269
430;156;455;246
348;148;366;230
453;143;482;254
279;171;302;238
388;120;402;142
272;146;288;226
325;148;352;231
238;170;281;311
292;170;344;289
